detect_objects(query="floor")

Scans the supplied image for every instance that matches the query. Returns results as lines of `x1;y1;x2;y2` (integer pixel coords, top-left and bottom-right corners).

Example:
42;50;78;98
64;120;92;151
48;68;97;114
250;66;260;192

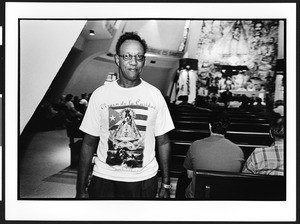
19;129;77;198
19;129;178;199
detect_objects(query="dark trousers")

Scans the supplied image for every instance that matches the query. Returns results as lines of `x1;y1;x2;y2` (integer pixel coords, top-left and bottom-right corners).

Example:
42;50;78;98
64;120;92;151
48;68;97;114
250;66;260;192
88;175;158;199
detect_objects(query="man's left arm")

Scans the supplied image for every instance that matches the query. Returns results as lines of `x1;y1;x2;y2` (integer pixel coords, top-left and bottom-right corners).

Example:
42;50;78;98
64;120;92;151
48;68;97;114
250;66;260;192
156;133;171;198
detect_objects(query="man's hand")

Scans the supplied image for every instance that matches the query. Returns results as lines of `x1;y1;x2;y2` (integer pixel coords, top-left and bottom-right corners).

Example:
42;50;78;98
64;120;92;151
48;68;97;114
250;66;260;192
158;186;171;198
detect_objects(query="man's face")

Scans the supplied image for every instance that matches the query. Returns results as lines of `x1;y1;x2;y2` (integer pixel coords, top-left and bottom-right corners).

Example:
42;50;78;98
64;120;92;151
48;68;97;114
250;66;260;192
115;40;145;83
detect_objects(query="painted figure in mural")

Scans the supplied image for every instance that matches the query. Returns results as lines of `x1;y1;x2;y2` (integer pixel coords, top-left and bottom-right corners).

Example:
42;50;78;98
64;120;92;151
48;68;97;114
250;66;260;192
76;32;174;199
253;21;263;38
209;21;249;61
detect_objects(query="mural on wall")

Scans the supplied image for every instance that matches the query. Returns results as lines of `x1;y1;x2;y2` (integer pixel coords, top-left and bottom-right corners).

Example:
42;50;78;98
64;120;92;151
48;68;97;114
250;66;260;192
195;20;279;93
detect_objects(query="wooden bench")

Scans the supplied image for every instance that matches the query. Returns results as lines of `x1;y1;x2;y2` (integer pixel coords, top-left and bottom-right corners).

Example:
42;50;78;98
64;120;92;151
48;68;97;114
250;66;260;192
65;120;84;168
170;141;267;159
174;121;209;130
171;109;262;117
169;129;272;146
174;120;269;133
194;169;285;200
172;115;269;124
226;131;272;146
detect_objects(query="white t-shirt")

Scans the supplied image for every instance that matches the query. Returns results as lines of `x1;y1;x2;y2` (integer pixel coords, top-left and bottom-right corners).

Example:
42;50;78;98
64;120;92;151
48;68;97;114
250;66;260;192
80;80;174;182
79;98;88;107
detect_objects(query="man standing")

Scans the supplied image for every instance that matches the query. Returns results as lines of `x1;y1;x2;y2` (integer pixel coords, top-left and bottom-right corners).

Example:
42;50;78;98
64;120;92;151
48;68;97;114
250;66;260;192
76;32;174;199
183;111;244;198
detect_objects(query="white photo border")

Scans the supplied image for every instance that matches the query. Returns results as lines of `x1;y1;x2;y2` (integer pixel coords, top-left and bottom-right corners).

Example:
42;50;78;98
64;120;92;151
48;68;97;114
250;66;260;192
5;2;296;222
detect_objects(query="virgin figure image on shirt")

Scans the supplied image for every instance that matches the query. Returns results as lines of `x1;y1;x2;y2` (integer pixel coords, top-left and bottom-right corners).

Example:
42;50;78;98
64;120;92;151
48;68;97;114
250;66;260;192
106;105;148;168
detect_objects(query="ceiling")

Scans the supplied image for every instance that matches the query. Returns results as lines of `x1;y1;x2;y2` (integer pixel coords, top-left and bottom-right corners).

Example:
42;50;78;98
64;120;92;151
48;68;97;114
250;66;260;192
80;20;116;40
79;20;188;52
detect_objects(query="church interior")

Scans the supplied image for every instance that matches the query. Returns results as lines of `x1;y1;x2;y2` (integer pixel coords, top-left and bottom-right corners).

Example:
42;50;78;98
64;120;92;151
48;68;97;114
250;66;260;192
18;19;285;199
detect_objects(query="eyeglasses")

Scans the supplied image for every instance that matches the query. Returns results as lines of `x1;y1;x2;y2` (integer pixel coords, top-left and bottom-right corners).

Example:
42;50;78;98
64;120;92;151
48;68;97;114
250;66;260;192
118;54;146;62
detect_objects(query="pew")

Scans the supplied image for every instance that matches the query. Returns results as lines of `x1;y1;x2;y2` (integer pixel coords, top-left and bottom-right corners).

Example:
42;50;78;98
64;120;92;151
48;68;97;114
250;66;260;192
226;131;272;146
228;122;269;132
174;121;269;133
174;121;208;130
170;141;267;159
169;129;272;146
172;115;269;124
65;120;84;168
194;169;285;200
171;107;262;117
165;105;274;178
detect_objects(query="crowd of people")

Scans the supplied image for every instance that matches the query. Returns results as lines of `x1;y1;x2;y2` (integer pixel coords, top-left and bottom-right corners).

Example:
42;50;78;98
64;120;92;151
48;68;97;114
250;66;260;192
174;91;284;121
38;92;92;130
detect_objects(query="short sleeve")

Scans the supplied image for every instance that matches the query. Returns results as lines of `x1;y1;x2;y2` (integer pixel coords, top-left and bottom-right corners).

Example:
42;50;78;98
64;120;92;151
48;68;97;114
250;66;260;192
183;148;193;170
79;91;101;137
154;93;174;136
242;148;261;174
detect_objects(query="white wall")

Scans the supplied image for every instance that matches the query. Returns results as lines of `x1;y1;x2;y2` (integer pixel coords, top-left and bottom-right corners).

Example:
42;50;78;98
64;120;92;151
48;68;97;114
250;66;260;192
20;20;86;133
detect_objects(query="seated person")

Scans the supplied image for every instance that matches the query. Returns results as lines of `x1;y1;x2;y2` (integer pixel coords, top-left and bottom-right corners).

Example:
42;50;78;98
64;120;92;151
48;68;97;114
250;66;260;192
252;97;266;113
242;114;284;176
40;100;65;129
239;95;250;110
228;100;242;108
65;94;83;122
194;95;211;112
183;111;244;198
73;95;81;111
273;100;284;116
220;87;232;108
207;96;219;110
78;93;89;114
177;95;194;107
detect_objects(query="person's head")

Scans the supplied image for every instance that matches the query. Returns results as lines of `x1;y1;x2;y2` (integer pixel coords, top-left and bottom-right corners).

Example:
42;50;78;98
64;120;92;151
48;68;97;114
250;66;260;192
269;114;284;140
178;95;188;103
254;21;263;31
211;96;217;103
114;32;147;83
65;94;73;102
208;111;230;135
195;95;206;107
81;93;87;99
274;100;284;108
60;95;66;102
256;97;262;104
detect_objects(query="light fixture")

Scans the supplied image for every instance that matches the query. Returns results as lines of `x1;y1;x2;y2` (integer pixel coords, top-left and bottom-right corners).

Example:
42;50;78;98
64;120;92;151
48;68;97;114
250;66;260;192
89;30;95;36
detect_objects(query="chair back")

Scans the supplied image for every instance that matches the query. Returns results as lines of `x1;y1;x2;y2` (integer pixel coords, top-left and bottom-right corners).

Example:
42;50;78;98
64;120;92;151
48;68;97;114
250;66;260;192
194;169;285;200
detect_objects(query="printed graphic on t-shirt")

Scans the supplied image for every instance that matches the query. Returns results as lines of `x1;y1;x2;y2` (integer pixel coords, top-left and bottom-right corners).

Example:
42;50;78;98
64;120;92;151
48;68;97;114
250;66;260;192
106;105;148;168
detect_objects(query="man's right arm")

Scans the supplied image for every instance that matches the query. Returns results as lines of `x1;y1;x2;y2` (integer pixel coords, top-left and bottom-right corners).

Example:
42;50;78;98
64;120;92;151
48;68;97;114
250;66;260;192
76;133;99;198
